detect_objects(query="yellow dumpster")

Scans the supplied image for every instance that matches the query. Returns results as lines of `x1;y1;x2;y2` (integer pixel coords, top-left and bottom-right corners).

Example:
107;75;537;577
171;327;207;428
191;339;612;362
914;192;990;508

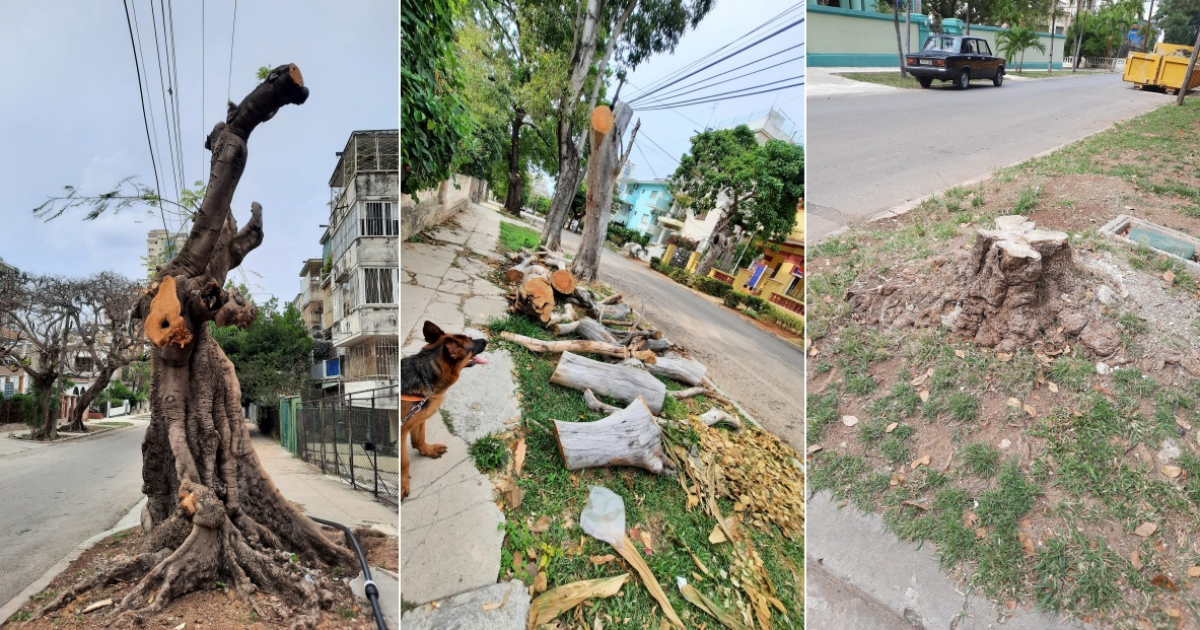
1157;49;1200;94
1123;51;1163;87
1155;43;1194;56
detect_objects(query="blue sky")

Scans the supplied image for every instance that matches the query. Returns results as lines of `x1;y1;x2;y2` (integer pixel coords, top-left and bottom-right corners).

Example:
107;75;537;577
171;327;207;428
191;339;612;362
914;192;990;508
0;1;398;305
613;0;804;183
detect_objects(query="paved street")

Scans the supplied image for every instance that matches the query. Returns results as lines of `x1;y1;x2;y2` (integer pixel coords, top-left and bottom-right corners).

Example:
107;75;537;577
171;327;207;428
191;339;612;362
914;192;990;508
0;421;146;607
807;72;1165;242
558;230;804;450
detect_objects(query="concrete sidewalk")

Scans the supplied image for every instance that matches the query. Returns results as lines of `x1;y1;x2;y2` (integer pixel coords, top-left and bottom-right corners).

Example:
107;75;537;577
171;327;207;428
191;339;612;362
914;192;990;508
250;427;398;534
808;67;904;98
807;491;1093;630
400;202;529;628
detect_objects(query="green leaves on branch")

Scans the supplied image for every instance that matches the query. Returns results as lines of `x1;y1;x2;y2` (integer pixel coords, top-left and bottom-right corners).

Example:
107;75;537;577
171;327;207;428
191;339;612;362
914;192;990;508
401;0;475;196
210;299;313;408
668;126;804;242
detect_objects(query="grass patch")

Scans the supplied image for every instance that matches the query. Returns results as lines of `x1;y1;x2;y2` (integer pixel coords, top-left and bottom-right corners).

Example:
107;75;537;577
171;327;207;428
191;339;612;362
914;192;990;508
498;221;540;253
490;315;802;627
960;442;1002;478
832;71;919;89
468;434;510;472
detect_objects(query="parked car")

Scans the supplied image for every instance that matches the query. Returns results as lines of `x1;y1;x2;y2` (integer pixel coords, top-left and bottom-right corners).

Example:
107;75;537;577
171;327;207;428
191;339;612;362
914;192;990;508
905;35;1006;89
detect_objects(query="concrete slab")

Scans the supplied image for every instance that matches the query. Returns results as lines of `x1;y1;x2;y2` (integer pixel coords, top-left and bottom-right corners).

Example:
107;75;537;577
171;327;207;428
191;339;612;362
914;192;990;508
438;349;521;444
443;267;472;283
462;295;509;327
403;245;456;279
401;580;529;630
351;567;400;630
441;279;473;297
401;414;504;604
410;301;465;345
470;280;507;297
401;284;438;346
430;226;469;245
410;273;442;289
807;491;1092;630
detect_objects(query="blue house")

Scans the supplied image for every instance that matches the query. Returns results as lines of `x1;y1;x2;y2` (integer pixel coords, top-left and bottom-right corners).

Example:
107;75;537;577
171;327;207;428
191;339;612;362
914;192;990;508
616;178;674;238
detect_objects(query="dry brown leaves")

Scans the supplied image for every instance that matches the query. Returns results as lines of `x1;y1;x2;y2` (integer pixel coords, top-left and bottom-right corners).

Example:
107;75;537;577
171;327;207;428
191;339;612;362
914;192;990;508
693;419;805;537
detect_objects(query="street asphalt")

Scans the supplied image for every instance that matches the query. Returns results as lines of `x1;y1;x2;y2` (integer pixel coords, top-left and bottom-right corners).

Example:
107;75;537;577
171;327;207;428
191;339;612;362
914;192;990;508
807;71;1166;242
558;230;805;451
0;421;146;608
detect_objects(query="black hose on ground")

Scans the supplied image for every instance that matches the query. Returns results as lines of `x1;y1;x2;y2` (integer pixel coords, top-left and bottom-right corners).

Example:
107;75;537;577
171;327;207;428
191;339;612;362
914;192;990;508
310;516;387;630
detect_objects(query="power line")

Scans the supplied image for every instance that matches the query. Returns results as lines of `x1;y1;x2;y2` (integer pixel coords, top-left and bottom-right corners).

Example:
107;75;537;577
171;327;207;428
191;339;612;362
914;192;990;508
633;46;804;108
635;142;660;181
626;3;803;102
227;0;238;104
147;0;182;205
623;80;708;129
638;80;805;111
629;16;803;105
121;0;170;237
166;0;187;192
201;0;206;183
639;131;681;167
129;0;171;232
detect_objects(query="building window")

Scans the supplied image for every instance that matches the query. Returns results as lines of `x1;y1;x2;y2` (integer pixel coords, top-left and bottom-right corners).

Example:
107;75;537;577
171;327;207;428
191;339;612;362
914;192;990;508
362;268;397;304
361;202;398;237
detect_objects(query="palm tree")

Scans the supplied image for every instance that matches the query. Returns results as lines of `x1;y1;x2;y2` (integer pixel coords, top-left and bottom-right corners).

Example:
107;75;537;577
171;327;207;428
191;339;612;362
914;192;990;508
999;25;1048;73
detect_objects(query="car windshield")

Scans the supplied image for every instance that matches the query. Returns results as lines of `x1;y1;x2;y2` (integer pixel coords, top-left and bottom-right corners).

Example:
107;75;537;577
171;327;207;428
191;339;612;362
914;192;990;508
922;36;957;52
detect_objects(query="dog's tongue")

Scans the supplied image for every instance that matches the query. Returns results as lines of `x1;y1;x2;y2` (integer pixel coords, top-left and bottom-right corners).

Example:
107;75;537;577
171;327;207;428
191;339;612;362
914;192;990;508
471;354;488;365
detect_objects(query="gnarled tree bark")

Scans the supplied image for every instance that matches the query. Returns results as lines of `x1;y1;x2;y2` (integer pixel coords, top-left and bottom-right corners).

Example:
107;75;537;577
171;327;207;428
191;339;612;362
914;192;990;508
37;65;356;628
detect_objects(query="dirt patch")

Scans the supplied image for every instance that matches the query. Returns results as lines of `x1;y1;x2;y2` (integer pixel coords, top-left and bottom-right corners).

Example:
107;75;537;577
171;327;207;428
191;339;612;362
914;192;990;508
4;527;392;629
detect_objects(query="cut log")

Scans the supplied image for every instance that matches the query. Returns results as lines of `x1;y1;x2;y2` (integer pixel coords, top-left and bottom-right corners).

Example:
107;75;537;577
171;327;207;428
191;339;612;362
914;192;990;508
644;338;673;353
595;302;633;321
666;386;708;400
582;388;622;414
504;256;538;283
553;320;582;336
548;303;577;325
513;264;556;323
575;317;619;344
600;293;623;305
550;269;578;295
700;408;742;431
553;398;675;474
500;331;630;359
550;351;666;413
645;352;707;386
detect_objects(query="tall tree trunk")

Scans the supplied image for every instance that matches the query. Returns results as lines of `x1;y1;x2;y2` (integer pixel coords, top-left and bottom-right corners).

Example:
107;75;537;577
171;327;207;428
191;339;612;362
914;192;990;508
64;363;117;432
696;203;738;277
1176;25;1200;105
542;146;583;251
34;64;355;626
1072;0;1085;71
1049;10;1057;71
573;103;638;283
30;371;58;441
894;0;908;78
504;108;525;216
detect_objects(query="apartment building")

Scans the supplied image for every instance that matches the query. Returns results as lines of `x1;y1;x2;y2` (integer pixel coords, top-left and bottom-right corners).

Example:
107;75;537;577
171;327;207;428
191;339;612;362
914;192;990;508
306;130;399;399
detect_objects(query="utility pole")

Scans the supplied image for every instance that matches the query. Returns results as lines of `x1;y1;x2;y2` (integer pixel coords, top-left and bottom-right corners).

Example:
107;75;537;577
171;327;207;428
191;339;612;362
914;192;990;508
1177;26;1200;105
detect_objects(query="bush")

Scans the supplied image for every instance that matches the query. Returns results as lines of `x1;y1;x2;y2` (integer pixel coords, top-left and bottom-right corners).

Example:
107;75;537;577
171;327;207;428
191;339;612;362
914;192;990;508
743;295;767;311
761;304;805;335
9;392;43;427
723;292;744;308
668;268;695;287
694;276;732;298
649;256;662;269
606;224;650;247
666;234;699;250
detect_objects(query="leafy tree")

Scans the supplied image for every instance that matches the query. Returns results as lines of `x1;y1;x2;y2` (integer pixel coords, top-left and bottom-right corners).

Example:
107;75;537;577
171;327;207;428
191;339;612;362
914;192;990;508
401;0;475;196
998;25;1047;72
669;126;804;276
210;298;313;409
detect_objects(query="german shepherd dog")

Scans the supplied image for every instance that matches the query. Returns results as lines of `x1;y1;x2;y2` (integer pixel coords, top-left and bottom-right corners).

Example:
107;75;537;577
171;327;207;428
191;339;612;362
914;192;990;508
400;321;488;500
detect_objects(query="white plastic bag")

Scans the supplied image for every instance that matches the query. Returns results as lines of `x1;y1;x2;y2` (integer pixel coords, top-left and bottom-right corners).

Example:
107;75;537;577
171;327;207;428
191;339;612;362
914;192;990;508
579;485;625;549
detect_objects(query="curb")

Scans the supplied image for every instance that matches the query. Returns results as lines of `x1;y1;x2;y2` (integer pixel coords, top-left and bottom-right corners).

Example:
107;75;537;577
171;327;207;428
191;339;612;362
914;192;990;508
0;496;147;625
7;422;131;444
814;109;1154;245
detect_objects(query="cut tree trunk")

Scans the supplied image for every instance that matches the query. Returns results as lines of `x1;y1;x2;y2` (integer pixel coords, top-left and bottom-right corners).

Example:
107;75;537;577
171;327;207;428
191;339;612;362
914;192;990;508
550;269;578;295
645;352;707;386
499;331;631;359
553;398;674;474
573;103;639;283
594;302;632;322
582;388;621;414
503;108;525;216
573;317;619;344
36;64;357;628
550;351;666;413
512;265;556;323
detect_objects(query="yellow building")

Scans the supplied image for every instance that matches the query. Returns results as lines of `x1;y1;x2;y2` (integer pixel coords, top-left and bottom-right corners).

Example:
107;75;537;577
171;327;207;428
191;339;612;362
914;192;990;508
725;200;804;315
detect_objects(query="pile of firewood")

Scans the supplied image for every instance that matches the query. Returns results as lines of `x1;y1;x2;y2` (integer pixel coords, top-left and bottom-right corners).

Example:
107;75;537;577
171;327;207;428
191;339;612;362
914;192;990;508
501;248;743;475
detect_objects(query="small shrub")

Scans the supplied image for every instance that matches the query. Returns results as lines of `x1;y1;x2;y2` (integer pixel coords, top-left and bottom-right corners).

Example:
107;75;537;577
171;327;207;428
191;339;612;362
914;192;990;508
649;256;662;269
468;434;509;472
694;276;732;298
723;292;744;308
743;295;767;311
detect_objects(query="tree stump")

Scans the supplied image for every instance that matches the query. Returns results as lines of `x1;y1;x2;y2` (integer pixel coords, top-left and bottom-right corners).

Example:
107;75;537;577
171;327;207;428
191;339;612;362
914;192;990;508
513;264;556;323
553;398;674;474
954;215;1120;355
550;351;666;413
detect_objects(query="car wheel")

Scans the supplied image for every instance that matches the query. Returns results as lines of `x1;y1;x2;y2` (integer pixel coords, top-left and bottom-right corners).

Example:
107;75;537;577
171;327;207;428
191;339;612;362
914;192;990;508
957;68;971;90
993;68;1004;87
918;77;932;88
